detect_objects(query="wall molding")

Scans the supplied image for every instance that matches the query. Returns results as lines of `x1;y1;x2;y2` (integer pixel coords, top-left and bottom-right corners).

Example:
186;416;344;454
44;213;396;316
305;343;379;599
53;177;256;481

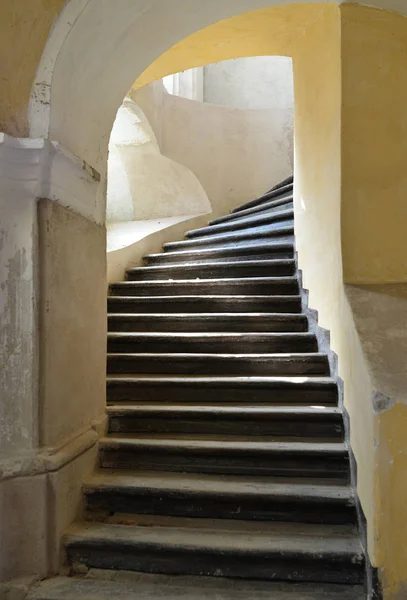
0;133;102;223
28;0;91;140
0;413;106;482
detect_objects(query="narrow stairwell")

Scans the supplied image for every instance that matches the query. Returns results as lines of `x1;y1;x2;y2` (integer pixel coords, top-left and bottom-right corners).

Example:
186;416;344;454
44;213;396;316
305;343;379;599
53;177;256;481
32;178;366;599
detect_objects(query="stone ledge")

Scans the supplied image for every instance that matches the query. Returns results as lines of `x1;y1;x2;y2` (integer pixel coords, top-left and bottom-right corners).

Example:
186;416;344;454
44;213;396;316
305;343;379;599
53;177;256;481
0;414;106;482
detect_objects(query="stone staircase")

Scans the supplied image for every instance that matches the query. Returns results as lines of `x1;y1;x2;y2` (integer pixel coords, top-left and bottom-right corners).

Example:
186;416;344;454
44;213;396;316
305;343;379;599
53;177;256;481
31;178;366;599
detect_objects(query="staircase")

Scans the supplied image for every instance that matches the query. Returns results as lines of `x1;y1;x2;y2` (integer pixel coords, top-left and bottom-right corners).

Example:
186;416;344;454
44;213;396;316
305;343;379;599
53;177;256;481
34;178;366;599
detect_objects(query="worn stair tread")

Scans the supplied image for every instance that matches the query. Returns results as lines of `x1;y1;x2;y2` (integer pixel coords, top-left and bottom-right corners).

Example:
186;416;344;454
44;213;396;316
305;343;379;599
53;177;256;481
187;208;294;238
112;275;298;286
107;375;336;384
64;517;361;557
127;258;295;275
107;332;316;350
210;196;294;225
145;241;295;264
106;353;329;376
107;332;314;341
108;294;301;303
100;434;347;453
107;297;303;314
232;183;294;213
107;313;307;332
107;352;326;358
84;470;353;502
164;223;294;251
27;575;367;600
107;404;342;417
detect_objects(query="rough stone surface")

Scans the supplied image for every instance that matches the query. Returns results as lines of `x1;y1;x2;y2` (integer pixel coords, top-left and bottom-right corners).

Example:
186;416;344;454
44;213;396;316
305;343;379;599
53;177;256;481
28;574;366;600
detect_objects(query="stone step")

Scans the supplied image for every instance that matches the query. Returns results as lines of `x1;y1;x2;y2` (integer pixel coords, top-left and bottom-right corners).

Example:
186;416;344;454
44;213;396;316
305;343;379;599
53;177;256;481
145;241;294;265
106;353;330;376
106;376;338;406
64;518;363;584
107;404;344;438
28;575;366;600
232;183;294;213
107;332;316;353
107;295;302;314
163;223;294;252
107;313;307;333
98;435;350;478
209;196;294;226
126;259;296;281
109;276;299;297
187;208;294;239
84;470;355;524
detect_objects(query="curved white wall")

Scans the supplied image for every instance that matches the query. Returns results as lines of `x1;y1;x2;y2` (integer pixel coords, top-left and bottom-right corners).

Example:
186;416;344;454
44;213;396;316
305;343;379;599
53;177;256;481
136;79;293;217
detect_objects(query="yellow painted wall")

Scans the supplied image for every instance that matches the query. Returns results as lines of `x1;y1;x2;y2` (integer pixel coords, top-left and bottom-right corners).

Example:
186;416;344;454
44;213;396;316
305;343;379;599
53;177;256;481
342;5;407;285
0;0;65;135
341;6;407;598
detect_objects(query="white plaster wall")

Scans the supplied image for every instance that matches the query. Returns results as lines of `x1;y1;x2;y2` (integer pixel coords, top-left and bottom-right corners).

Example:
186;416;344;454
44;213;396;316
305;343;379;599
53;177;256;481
107;97;211;222
203;56;294;110
136;81;293;217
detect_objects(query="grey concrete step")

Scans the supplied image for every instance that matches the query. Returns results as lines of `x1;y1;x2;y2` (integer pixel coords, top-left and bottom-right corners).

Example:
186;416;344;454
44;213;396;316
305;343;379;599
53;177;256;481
106;353;330;376
145;241;294;265
107;332;316;353
126;259;296;281
210;196;294;226
187;208;294;239
107;295;302;314
163;223;294;252
109;276;300;297
84;470;355;524
64;518;363;583
232;182;294;213
106;376;338;406
107;404;344;438
98;435;350;478
107;313;307;333
28;574;366;600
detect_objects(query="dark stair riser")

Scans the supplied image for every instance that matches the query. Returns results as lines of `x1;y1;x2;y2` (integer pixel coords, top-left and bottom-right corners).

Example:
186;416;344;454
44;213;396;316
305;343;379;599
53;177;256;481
108;409;344;438
164;225;294;252
66;542;363;585
99;444;350;479
144;243;294;265
107;379;338;405
126;260;296;281
106;354;330;376
210;198;294;226
187;208;294;239
107;296;302;314
84;488;355;525
109;278;300;297
107;314;307;333
107;333;317;353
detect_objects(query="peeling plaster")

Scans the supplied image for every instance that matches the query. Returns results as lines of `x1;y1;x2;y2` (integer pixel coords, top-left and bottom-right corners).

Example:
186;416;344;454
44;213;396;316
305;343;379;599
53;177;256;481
372;390;395;415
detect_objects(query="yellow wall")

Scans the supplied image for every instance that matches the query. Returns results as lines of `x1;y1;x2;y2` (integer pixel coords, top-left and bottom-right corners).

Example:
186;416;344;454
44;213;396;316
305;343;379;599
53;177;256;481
341;6;407;598
0;0;65;136
342;5;407;285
